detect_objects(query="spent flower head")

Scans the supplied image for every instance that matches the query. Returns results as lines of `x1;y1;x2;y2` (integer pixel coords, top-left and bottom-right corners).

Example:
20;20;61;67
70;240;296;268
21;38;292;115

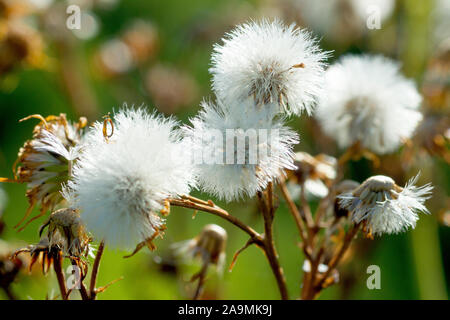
173;224;227;273
39;207;90;257
13;237;62;275
338;174;433;236
1;114;86;230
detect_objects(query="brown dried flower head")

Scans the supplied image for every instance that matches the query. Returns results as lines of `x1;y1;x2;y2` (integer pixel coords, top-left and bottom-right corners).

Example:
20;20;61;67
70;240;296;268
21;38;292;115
0;114;86;230
13;237;62;275
39;208;91;258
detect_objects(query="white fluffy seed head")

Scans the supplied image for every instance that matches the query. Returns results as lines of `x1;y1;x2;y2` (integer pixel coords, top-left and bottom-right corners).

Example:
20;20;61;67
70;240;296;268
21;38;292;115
315;54;423;154
184;100;299;202
338;174;433;236
70;108;195;249
210;19;329;116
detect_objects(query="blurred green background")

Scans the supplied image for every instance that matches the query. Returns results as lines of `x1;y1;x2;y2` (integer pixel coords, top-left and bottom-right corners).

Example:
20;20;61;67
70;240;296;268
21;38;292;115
0;0;449;299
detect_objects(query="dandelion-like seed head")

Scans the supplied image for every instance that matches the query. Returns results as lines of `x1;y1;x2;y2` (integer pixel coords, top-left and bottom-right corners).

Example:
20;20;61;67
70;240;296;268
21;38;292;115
185;100;298;202
339;174;433;236
70;108;195;250
210;19;329;116
315;55;423;154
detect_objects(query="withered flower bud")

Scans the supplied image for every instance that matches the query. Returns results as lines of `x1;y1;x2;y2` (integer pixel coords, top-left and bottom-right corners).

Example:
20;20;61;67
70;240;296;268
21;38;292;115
174;224;227;272
194;224;227;267
0;241;24;298
13;237;62;275
39;208;90;257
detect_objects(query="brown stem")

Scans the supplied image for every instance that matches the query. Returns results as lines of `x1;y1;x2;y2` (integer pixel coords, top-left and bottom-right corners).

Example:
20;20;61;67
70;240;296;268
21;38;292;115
53;252;68;300
89;240;105;300
278;181;312;263
170;194;289;299
2;286;16;300
299;183;314;229
258;185;289;300
301;247;324;299
307;223;361;299
192;263;209;300
55;40;100;120
169;198;262;243
69;259;89;300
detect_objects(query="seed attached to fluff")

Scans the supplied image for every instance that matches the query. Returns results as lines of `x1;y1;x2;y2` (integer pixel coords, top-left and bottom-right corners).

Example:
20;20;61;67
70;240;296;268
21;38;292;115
338;174;433;236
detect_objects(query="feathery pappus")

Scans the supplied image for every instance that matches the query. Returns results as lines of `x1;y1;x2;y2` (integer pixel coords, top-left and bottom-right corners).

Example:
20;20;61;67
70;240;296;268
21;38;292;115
315;55;423;155
184;100;298;202
338;174;433;236
69;108;196;254
210;19;329;116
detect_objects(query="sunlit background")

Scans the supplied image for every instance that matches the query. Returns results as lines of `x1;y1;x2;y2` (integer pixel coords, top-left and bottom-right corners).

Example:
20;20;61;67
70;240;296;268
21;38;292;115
0;0;449;299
